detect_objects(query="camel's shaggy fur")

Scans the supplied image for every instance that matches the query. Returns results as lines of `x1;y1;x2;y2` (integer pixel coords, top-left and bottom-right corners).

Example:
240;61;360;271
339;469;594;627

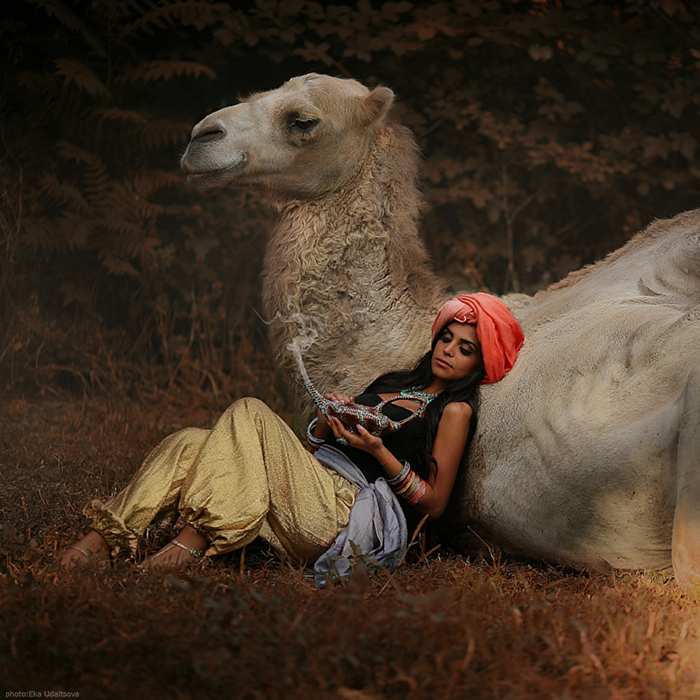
182;74;700;589
261;123;445;404
182;74;444;406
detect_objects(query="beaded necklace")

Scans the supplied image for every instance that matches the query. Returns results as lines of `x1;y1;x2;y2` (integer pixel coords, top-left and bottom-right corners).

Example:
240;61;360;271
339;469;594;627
400;387;439;403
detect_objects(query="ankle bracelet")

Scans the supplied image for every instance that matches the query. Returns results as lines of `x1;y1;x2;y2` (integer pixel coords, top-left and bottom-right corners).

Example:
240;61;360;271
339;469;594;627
172;537;203;558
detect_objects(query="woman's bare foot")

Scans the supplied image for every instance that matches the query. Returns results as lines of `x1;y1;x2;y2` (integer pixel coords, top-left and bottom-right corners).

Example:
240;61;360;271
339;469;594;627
60;530;111;569
138;525;207;572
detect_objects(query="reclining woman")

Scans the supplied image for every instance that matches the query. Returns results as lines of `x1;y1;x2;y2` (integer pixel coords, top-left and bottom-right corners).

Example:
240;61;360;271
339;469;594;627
60;294;523;583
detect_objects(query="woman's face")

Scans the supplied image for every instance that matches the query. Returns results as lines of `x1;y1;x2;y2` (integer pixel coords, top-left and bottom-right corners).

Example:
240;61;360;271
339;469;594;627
431;321;482;384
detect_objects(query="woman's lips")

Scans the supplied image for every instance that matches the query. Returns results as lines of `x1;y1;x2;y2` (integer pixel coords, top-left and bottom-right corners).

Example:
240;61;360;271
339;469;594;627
436;358;451;369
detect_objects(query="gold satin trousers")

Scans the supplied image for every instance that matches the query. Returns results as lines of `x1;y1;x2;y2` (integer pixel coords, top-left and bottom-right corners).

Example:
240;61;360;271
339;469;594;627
86;398;358;564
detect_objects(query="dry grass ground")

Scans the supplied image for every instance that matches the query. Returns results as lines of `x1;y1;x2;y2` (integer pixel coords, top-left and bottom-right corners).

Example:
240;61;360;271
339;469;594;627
1;395;699;699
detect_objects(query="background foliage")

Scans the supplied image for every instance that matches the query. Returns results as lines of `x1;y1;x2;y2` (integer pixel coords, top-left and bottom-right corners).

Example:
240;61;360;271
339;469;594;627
2;0;700;405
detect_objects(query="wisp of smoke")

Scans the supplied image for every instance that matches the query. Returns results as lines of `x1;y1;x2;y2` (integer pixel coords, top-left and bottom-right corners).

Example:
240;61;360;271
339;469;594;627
285;313;322;386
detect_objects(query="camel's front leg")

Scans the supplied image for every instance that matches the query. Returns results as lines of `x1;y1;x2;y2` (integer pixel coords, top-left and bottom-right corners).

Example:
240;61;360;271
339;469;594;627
672;369;700;590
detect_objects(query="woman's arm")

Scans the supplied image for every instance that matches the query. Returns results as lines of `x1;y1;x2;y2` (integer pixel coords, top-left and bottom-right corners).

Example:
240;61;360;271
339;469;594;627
327;401;472;521
417;402;472;519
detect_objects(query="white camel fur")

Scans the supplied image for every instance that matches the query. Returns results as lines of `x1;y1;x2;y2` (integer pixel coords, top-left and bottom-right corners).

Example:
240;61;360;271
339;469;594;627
181;73;700;589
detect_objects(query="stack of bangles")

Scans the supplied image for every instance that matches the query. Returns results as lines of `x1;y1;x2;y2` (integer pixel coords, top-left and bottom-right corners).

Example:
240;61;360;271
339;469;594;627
386;460;427;506
306;418;325;449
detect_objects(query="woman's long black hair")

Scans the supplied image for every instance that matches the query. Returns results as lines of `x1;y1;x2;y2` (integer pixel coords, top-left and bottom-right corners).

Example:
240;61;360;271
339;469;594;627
362;324;485;479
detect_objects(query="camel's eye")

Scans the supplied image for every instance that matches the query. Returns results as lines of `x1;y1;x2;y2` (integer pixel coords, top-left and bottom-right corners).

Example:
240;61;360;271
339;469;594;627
289;116;319;135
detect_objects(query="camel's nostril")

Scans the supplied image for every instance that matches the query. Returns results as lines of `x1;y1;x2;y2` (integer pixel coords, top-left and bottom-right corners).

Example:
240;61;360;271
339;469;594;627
192;127;225;143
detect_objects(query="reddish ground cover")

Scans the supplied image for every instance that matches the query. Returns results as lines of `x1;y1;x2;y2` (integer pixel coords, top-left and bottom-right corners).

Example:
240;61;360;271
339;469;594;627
1;397;698;699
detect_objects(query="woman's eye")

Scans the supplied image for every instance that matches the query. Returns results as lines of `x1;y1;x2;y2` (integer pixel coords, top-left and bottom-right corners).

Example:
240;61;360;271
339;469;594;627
439;333;451;343
460;347;473;356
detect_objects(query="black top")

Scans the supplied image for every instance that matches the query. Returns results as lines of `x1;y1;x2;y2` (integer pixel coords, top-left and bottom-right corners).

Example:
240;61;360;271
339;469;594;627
324;393;427;483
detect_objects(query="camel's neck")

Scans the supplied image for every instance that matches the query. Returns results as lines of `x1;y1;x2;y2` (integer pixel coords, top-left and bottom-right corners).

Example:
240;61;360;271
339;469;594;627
261;124;445;395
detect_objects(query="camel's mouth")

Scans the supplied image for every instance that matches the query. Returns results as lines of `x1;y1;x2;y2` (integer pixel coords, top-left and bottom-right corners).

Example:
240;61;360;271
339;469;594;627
184;172;218;187
181;153;247;187
184;170;238;188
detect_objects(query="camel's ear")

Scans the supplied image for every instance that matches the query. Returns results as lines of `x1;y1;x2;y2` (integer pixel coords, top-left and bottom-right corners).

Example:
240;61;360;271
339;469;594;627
358;86;394;126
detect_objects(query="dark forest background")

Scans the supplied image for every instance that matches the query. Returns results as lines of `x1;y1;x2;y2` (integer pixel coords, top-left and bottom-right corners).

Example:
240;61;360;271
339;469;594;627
2;0;699;409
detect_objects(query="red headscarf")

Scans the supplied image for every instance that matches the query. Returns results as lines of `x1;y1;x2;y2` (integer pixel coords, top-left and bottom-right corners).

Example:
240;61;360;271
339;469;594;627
431;293;524;384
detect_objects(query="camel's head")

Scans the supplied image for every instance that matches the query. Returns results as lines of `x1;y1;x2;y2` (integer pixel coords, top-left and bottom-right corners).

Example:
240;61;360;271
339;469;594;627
180;73;395;203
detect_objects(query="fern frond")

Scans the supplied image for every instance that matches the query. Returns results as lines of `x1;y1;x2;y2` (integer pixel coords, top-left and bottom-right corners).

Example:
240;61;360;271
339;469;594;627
28;0;109;57
133;169;183;195
105;229;162;260
136;119;192;149
55;58;113;99
81;159;111;202
133;201;165;221
23;217;56;252
41;174;90;214
122;0;182;33
123;60;216;84
26;213;93;254
100;179;149;215
99;253;139;277
136;235;162;256
124;1;228;36
56;140;97;165
56;213;91;249
96;106;149;124
95;217;144;238
115;231;156;259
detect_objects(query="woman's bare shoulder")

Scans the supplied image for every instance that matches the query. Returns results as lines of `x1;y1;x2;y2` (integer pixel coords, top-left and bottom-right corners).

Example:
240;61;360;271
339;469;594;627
439;401;473;421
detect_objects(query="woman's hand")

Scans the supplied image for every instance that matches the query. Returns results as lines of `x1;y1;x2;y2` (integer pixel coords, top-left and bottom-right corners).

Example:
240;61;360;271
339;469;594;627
326;392;354;405
328;417;383;457
315;392;354;427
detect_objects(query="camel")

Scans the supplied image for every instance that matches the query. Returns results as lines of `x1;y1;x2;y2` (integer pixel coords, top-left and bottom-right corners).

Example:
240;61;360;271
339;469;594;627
181;74;444;404
181;73;700;589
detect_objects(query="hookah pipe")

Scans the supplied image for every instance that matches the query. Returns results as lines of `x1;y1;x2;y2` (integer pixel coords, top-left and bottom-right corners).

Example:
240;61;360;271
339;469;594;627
288;334;434;440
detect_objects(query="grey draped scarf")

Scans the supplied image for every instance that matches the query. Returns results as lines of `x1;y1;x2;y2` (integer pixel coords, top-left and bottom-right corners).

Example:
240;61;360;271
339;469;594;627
313;445;408;588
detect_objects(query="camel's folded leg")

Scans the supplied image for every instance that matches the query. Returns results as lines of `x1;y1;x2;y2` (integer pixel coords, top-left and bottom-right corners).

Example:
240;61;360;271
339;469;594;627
672;369;700;591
